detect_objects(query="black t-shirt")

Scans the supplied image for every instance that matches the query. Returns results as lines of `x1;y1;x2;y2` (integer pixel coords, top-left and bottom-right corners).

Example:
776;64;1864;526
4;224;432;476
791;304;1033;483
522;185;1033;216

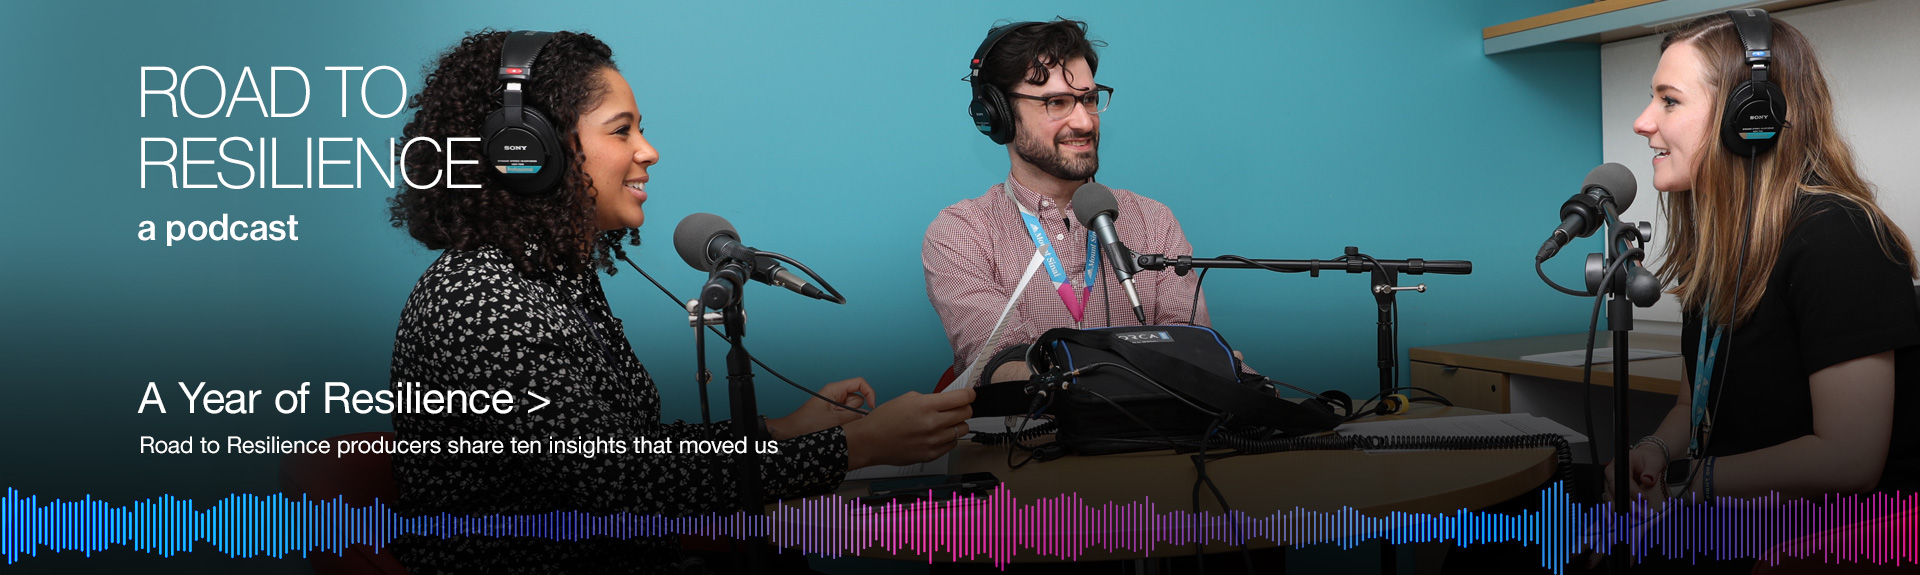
1681;194;1920;493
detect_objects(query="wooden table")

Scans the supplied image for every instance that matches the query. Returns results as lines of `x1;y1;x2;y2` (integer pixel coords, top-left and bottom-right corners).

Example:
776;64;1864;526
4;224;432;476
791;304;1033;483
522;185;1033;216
783;405;1560;563
1409;331;1688;463
1409;332;1686;414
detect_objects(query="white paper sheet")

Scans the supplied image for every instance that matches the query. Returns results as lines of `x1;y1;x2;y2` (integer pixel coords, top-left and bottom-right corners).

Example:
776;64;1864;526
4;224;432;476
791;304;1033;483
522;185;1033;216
1519;347;1680;366
843;452;952;482
947;251;1046;392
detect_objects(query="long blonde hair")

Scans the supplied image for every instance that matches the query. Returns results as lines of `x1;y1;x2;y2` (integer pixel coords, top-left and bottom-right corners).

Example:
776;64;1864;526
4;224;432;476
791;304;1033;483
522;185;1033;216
1656;13;1914;327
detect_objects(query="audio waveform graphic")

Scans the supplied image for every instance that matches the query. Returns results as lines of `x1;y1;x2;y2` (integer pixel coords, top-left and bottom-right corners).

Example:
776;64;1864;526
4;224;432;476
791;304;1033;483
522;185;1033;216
3;485;1914;572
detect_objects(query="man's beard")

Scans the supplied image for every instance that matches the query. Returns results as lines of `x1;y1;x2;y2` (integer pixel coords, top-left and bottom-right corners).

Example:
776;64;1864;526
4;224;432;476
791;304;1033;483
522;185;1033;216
1014;127;1099;182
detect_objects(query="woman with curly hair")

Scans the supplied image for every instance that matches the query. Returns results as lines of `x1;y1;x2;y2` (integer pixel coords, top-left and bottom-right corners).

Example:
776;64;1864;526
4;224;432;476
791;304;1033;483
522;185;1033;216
387;30;974;573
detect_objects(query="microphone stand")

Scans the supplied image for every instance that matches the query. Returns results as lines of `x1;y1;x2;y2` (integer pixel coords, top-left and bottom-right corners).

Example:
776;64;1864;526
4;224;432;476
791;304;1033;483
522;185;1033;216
1584;210;1653;575
689;299;719;425
1135;246;1473;395
1136;247;1468;575
1607;225;1634;575
702;258;769;575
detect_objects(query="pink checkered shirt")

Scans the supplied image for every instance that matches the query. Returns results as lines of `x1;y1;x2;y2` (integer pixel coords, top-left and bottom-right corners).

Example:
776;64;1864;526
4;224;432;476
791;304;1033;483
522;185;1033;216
922;173;1213;380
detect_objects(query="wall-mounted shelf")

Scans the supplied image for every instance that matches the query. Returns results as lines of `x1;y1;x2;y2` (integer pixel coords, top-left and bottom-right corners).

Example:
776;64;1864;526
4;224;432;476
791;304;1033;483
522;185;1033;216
1484;0;1835;54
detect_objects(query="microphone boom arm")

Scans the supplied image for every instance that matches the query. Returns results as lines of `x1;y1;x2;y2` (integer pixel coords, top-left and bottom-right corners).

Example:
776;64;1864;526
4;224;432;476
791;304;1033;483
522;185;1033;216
1135;253;1473;276
1131;246;1473;395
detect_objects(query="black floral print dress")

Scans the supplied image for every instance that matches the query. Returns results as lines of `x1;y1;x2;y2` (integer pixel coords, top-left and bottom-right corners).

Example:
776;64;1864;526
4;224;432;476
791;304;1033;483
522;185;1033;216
387;247;846;574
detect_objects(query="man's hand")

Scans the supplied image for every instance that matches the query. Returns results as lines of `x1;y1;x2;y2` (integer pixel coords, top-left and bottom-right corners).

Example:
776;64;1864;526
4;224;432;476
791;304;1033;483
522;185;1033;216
843;388;976;470
989;361;1032;385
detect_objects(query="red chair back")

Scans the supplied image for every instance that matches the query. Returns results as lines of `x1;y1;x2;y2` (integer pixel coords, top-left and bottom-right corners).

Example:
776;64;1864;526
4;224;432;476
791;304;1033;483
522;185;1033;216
933;365;959;393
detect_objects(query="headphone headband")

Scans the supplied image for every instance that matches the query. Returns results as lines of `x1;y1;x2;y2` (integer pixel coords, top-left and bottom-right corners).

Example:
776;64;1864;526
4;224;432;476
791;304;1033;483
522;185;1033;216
969;22;1042;82
499;30;555;81
1728;10;1773;79
1717;9;1786;157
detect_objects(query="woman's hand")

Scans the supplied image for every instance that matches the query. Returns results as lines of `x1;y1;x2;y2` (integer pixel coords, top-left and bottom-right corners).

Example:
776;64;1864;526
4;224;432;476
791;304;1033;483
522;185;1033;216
767;378;874;441
1602;442;1671;507
842;387;976;470
1588;443;1672;568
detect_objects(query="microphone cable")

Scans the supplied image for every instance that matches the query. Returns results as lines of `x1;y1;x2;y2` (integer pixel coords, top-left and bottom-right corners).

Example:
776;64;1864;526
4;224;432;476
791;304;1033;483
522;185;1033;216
1188;251;1408;390
1682;154;1763;492
1572;245;1644;465
1342;386;1456;424
1191;413;1257;575
1340;252;1402;391
753;250;849;305
617;253;871;415
1188;267;1210;325
1536;220;1644;466
1537;257;1596;297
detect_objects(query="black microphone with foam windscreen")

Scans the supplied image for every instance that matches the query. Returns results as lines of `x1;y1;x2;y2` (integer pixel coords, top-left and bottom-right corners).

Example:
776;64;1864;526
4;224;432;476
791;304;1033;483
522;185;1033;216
1539;163;1638;263
1072;182;1148;325
675;213;752;310
672;213;842;309
674;212;752;271
1536;163;1661;307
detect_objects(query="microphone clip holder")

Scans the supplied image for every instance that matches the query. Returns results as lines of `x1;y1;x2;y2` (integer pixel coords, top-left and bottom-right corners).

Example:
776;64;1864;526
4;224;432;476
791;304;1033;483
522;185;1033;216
1583;220;1659;308
699;258;751;311
1136;253;1196;276
686;299;734;327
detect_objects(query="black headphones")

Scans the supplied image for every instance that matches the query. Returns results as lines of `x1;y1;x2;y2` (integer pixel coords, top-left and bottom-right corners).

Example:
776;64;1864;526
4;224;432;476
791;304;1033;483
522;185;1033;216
1719;10;1788;157
481;30;566;195
966;22;1041;145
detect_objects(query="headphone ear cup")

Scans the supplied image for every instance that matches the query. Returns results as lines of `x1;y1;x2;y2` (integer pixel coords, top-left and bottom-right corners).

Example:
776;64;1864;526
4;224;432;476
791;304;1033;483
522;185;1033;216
1317;389;1356;417
480;105;567;195
969;90;996;141
982;85;1016;145
1720;79;1787;157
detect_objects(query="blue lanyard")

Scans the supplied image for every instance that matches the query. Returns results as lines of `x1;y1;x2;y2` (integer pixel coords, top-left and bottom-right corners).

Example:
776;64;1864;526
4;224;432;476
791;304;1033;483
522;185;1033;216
1012;192;1099;323
1690;305;1726;457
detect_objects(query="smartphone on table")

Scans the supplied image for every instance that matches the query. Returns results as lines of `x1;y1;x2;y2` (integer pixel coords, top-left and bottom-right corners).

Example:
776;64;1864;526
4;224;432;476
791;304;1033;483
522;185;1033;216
861;472;1000;505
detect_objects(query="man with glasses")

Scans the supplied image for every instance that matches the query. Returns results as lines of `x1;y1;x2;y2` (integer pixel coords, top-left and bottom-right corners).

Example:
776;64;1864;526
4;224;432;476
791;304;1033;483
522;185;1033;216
923;19;1219;389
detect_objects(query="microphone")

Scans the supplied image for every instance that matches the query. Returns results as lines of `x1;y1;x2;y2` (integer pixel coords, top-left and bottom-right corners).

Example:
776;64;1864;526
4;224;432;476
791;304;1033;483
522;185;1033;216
672;213;841;307
1537;163;1638;263
1072;182;1148;325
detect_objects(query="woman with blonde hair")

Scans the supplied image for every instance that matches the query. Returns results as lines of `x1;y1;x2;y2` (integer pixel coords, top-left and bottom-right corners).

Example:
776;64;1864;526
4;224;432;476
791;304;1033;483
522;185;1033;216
1590;8;1919;572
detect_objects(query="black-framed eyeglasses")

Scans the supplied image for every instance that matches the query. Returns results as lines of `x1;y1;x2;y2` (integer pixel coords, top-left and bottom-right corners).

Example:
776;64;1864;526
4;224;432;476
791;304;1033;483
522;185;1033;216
1005;85;1113;119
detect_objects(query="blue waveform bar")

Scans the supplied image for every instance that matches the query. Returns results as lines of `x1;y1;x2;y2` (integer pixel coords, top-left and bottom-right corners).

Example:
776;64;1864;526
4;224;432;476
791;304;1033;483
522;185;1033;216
3;484;1914;572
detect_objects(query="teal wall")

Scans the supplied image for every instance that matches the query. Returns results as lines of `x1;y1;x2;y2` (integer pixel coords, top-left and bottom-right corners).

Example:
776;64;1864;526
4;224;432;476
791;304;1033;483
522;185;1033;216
0;0;1596;529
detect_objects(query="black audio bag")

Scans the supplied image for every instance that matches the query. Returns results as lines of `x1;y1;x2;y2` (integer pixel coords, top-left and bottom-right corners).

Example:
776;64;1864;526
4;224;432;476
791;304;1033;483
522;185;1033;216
973;326;1344;456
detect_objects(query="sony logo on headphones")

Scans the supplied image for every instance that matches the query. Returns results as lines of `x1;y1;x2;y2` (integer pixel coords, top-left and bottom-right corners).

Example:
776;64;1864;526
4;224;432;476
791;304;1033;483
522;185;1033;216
502;145;528;151
1749;115;1769;120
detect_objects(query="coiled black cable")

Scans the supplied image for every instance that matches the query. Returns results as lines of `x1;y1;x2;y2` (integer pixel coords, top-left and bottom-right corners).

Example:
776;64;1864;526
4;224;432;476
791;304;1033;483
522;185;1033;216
971;420;1058;446
1216;432;1574;483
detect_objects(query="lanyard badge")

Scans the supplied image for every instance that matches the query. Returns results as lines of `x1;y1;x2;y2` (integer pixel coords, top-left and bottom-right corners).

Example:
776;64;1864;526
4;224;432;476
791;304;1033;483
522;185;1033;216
1690;306;1726;457
1010;187;1098;323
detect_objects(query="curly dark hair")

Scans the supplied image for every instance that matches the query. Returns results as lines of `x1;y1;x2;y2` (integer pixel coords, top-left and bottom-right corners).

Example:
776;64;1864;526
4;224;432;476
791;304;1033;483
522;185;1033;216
979;18;1104;95
390;30;638;279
